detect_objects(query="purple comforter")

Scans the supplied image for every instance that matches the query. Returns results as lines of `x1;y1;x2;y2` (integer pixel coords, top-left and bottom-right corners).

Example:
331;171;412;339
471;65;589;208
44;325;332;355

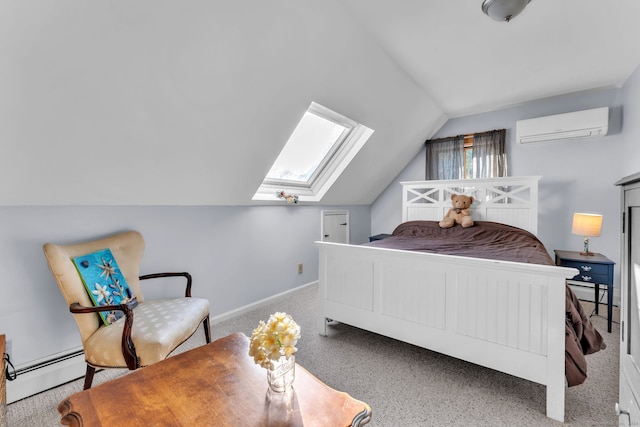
367;221;605;386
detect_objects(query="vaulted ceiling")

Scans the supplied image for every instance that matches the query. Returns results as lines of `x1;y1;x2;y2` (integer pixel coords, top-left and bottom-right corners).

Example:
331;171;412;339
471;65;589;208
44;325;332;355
2;1;639;206
345;0;640;117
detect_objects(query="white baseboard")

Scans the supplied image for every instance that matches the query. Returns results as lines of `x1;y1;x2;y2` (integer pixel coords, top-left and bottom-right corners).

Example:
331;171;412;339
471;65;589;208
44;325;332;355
6;348;86;404
568;281;620;307
211;281;318;324
6;281;318;403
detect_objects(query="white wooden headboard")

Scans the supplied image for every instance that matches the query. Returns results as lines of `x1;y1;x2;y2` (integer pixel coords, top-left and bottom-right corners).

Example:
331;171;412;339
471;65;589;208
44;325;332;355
401;176;541;235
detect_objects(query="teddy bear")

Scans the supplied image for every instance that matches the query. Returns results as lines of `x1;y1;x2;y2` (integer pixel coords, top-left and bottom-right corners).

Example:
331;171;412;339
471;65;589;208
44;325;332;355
439;194;475;228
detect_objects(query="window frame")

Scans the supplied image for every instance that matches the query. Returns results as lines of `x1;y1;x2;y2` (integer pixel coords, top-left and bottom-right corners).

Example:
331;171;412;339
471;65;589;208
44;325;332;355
253;102;373;203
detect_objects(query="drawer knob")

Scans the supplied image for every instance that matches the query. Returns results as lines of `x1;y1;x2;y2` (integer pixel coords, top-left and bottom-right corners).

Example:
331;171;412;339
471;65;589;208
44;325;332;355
581;275;592;282
581;265;592;272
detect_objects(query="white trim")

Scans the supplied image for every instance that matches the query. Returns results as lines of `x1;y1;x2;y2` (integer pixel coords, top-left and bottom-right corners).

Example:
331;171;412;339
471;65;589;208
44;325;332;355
567;281;620;307
211;281;318;324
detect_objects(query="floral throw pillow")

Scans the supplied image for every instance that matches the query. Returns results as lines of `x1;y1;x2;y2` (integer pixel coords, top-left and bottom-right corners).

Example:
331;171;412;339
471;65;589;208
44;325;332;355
72;248;136;326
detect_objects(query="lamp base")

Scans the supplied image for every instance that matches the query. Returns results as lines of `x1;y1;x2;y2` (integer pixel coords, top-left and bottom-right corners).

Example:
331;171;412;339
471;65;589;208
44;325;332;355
580;236;594;256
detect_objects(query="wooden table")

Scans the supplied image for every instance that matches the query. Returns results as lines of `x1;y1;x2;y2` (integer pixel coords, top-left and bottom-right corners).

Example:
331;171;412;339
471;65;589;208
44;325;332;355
59;332;371;426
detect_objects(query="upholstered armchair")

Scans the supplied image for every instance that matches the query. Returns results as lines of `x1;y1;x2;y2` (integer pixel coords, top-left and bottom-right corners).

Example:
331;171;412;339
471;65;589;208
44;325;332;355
43;231;211;389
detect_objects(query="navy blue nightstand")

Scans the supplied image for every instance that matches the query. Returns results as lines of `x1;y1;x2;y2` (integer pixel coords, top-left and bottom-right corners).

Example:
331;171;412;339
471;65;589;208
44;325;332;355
554;249;615;332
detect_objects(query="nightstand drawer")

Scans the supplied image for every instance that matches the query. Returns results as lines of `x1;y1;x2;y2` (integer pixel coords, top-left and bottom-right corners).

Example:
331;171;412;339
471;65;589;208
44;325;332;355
568;272;609;284
557;259;610;276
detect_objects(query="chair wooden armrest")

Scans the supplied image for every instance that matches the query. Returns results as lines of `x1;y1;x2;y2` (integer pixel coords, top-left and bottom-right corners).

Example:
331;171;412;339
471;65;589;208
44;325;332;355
139;272;192;297
45;232;211;390
69;301;139;370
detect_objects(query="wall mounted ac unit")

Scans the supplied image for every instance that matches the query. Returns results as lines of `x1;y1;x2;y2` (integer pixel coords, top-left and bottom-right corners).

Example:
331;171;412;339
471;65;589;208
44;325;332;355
516;107;609;144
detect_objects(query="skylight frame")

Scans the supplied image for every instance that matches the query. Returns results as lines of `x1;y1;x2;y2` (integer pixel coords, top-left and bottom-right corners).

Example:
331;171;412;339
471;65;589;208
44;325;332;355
263;103;355;188
253;102;373;203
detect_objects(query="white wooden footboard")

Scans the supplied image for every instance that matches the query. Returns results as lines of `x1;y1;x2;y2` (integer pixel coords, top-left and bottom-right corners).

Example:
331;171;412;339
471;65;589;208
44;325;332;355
316;242;577;422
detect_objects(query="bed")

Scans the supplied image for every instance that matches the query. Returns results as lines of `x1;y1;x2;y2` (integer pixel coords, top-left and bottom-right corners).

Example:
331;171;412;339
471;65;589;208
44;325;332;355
315;176;604;422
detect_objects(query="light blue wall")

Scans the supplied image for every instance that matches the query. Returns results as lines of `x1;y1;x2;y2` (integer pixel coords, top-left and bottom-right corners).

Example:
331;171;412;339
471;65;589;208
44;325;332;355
372;86;630;290
0;204;370;365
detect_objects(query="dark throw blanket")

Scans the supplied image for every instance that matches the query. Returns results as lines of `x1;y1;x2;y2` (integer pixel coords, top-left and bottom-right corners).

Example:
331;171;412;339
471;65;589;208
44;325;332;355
367;220;606;386
565;285;606;386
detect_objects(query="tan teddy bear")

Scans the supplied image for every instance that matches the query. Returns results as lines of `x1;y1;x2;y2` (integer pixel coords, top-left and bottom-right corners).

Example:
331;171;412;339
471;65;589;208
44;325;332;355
439;194;474;228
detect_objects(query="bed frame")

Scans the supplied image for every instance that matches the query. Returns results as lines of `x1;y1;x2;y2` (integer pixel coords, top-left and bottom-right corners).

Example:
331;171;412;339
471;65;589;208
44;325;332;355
316;176;577;422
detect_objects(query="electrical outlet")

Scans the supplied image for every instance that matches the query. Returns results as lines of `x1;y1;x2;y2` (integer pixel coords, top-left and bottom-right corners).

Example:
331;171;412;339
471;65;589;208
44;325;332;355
298;263;303;274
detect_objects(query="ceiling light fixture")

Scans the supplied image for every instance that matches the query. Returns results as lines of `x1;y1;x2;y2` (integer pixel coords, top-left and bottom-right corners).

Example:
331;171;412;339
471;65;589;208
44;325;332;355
482;0;531;22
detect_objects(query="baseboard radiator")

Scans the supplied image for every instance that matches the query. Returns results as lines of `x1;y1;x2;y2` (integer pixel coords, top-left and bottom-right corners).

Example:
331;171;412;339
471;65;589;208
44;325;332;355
6;348;86;404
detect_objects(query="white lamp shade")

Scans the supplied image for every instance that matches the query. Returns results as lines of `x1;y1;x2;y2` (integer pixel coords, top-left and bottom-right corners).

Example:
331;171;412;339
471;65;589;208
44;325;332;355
571;213;603;237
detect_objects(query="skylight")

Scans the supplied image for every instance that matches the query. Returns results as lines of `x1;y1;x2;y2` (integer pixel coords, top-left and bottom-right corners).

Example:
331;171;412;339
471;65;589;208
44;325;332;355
253;102;373;203
265;111;349;184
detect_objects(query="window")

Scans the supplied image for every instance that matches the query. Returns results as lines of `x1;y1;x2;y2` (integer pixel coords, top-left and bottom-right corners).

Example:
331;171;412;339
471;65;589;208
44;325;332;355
253;102;374;202
463;134;474;179
265;106;351;185
425;129;507;180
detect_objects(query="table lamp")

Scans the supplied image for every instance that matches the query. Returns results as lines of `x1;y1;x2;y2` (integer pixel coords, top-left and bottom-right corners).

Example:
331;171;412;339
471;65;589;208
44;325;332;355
571;213;603;256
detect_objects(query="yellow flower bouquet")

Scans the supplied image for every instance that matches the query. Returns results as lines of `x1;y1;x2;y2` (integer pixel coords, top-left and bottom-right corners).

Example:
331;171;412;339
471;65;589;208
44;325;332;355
249;312;301;369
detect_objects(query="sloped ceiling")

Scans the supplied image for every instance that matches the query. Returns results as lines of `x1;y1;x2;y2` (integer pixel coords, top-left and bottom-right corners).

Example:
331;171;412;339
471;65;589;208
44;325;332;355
344;0;640;117
1;0;639;206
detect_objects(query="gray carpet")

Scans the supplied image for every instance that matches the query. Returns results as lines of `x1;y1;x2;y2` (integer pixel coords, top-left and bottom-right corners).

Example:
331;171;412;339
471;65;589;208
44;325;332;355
7;284;620;426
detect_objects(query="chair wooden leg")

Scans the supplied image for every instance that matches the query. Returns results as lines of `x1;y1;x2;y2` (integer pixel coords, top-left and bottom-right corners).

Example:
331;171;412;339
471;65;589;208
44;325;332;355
203;315;211;344
83;365;96;390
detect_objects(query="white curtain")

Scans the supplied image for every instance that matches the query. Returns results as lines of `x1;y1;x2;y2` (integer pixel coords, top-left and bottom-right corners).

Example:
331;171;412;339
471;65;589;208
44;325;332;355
471;129;507;178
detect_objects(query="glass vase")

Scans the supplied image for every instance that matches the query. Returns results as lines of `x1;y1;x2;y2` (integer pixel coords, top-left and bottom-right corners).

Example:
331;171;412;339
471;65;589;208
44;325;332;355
267;354;295;395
